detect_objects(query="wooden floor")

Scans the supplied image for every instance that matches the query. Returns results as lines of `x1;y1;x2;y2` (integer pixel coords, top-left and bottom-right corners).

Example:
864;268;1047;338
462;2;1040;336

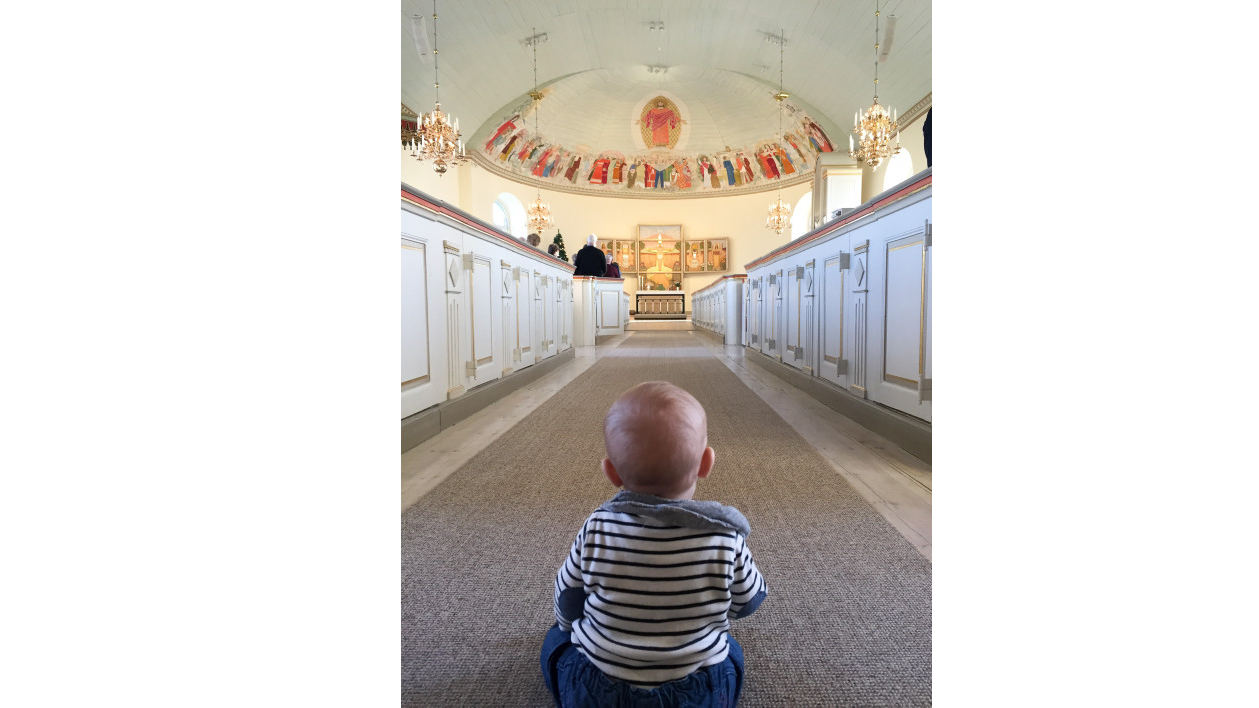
401;330;931;559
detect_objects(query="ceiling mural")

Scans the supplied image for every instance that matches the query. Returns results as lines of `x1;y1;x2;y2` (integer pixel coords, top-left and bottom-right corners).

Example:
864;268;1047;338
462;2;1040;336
468;71;842;199
401;1;933;199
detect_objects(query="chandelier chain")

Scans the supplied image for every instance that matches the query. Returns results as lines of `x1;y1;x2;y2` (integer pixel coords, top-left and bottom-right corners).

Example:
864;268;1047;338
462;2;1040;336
873;1;879;99
849;0;901;168
765;27;792;235
432;0;439;103
403;0;469;175
532;27;539;135
526;26;555;234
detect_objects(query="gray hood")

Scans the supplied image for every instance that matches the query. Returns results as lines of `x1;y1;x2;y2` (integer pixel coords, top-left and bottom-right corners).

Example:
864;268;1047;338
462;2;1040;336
598;490;751;537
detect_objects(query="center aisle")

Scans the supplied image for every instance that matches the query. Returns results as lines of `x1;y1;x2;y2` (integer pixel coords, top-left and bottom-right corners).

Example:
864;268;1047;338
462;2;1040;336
401;331;931;706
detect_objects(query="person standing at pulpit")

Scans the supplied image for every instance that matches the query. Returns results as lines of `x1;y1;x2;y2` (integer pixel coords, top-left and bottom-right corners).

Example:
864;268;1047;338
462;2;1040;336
572;234;607;277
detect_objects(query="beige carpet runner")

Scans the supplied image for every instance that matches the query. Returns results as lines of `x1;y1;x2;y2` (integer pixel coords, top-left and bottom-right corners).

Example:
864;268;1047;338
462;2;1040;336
402;331;931;706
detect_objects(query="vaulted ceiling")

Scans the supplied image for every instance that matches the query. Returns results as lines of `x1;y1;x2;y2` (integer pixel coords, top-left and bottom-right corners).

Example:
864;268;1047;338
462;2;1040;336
401;0;931;196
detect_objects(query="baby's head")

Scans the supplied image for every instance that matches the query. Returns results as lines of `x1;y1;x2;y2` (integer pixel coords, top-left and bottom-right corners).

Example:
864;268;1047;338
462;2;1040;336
602;381;715;500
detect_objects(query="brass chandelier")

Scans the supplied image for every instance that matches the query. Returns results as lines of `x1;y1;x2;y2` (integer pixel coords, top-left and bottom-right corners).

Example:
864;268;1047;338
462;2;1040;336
405;0;469;175
850;0;901;168
765;28;792;235
524;28;555;233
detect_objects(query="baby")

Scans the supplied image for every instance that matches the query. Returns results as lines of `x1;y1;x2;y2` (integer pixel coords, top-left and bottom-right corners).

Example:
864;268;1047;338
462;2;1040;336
540;381;767;707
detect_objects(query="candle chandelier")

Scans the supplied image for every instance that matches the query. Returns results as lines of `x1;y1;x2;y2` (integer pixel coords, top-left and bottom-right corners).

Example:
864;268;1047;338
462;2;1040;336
765;28;792;235
524;28;555;233
850;0;901;168
405;0;469;175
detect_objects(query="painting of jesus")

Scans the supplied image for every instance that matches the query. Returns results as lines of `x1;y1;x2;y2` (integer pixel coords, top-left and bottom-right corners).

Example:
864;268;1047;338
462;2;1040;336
638;97;682;149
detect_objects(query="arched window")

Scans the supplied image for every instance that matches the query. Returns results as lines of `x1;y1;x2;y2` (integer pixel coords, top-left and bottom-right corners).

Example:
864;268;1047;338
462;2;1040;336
491;201;509;232
492;193;528;239
790;192;813;241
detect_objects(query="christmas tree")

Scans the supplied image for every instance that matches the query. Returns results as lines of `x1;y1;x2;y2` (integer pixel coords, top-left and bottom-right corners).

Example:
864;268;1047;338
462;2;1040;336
552;231;569;262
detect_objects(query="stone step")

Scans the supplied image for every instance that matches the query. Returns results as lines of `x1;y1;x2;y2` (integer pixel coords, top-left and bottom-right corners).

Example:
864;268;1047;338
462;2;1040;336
626;319;694;331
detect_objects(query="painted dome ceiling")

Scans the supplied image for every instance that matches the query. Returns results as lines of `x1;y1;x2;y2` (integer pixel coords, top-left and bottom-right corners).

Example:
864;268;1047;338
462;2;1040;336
401;0;932;198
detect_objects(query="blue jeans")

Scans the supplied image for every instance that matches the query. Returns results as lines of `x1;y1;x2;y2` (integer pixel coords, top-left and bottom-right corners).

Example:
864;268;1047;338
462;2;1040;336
540;624;744;707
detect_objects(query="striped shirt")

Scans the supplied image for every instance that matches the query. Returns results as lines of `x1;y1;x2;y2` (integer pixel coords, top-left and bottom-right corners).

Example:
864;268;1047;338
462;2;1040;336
554;508;767;687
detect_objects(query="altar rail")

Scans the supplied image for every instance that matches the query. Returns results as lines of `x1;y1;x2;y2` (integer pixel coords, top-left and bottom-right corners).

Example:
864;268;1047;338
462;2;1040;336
692;276;746;345
634;292;685;318
402;184;575;420
743;169;932;424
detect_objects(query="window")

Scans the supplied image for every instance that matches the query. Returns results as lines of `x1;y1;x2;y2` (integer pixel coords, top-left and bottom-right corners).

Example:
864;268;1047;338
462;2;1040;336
492;193;528;239
790;192;813;240
491;201;509;232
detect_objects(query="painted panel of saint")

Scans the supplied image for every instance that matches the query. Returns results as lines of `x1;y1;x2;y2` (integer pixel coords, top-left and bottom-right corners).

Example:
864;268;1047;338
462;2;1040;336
616;241;637;273
684;241;706;272
707;239;729;272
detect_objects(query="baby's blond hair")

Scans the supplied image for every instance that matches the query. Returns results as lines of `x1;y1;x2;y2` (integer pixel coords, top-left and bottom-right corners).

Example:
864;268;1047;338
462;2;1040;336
603;382;707;497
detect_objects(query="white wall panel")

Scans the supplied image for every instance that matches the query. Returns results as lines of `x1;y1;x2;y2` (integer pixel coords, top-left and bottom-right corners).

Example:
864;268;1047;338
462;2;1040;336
466;254;496;386
533;273;548;359
500;260;516;376
561;279;573;350
821;255;844;385
849;244;869;398
444;243;466;400
517;269;534;367
401;241;430;387
542;275;555;357
883;237;924;386
786;269;799;364
742;172;931;422
405;235;445;418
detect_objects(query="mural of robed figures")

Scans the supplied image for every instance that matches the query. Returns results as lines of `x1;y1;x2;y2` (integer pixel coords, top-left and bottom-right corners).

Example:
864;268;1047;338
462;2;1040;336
638;97;683;149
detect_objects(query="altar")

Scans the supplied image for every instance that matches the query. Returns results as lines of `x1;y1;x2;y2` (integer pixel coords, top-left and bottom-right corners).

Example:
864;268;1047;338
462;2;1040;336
635;291;686;319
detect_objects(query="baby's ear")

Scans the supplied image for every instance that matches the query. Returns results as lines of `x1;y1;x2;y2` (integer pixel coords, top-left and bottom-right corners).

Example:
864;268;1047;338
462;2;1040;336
696;446;715;479
602;458;624;487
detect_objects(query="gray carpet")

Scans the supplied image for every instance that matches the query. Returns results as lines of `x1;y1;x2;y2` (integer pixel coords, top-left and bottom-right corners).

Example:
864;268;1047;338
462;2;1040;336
401;332;931;706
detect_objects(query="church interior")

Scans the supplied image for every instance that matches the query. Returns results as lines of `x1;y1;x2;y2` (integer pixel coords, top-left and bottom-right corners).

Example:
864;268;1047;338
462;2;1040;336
402;0;932;704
